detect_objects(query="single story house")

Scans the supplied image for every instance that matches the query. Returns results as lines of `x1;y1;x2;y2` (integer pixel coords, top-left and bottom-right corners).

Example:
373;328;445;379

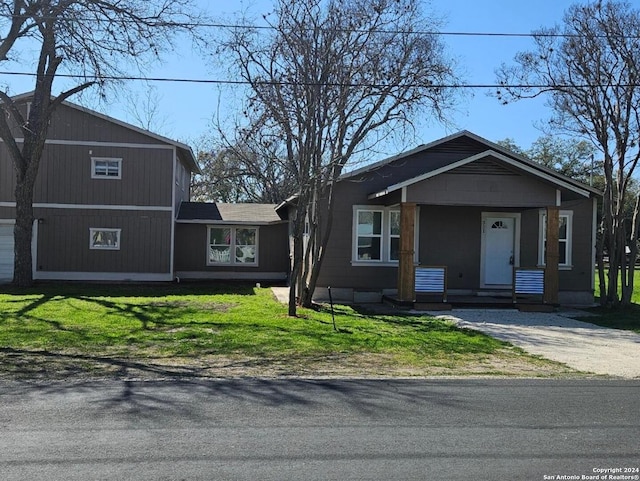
302;131;600;306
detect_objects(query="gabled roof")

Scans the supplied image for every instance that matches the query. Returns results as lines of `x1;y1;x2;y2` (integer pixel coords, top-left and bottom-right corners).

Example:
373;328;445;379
369;149;594;199
10;91;201;174
343;130;601;197
176;202;285;225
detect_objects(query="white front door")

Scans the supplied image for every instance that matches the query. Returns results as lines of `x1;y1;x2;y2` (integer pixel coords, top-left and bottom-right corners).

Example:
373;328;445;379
482;215;516;286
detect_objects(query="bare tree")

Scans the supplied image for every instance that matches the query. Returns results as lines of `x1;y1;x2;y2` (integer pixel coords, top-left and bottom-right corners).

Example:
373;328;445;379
192;118;297;204
123;85;171;135
497;136;599;184
219;0;459;315
0;0;199;286
496;0;640;307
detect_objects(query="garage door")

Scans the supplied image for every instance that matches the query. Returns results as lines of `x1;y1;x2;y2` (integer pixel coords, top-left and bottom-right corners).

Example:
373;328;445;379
0;223;14;282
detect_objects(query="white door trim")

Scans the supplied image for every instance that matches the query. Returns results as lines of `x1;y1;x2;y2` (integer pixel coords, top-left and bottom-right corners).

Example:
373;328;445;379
480;212;521;289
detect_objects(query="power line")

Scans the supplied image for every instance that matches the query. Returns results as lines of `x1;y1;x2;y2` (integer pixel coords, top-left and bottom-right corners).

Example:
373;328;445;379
1;70;638;89
2;14;640;40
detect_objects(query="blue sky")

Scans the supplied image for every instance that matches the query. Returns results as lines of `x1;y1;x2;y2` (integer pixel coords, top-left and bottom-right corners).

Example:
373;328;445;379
1;0;577;157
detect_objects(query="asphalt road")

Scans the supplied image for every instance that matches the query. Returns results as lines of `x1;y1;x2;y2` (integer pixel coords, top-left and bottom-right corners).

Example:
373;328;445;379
1;379;639;481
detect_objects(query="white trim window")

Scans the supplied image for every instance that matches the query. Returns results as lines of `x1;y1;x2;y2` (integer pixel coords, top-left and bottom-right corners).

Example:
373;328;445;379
208;226;258;266
389;210;401;261
90;228;121;250
91;157;122;179
538;210;573;268
355;209;383;261
353;207;404;264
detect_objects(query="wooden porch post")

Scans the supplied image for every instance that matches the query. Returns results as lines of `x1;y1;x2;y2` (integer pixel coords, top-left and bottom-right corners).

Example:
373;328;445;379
397;202;416;302
544;206;560;304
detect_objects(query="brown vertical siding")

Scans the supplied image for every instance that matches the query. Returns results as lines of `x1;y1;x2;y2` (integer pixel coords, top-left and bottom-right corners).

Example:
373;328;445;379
418;206;483;290
0;207;15;217
316;180;398;290
174;160;192;206
0;148;16;202
519;208;540;267
316;174;596;294
406;173;557;207
47;103;165;144
559;198;594;292
174;223;290;274
34;208;172;273
33;144;174;206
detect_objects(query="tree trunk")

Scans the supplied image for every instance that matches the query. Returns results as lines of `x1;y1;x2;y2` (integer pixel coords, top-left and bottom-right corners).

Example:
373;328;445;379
300;207;331;308
621;194;640;306
300;177;337;308
13;178;35;287
596;220;607;305
288;236;301;316
288;203;307;316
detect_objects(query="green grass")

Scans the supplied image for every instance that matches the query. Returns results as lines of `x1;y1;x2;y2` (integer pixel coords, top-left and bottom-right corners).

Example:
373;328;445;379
0;283;566;379
582;305;640;333
586;269;640;333
596;268;640;304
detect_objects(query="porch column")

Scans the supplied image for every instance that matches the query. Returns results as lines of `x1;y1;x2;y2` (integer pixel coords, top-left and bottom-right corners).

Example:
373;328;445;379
397;202;416;302
544;206;560;304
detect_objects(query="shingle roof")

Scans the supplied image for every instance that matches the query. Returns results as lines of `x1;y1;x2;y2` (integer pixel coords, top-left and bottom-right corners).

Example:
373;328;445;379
340;130;601;197
177;202;284;224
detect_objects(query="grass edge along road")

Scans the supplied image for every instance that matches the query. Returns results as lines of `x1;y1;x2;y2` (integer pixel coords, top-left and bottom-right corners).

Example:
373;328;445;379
0;283;590;381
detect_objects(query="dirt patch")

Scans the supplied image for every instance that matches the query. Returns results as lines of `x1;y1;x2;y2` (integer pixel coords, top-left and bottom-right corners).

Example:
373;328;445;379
0;347;591;382
148;301;236;312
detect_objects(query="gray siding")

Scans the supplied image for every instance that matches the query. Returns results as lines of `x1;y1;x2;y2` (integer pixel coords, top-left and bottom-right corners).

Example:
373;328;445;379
34;208;172;274
45;103;165;144
174;160;191;207
316;171;596;294
559;198;595;292
0;207;15;218
407;173;557;207
35;145;173;207
316;180;397;290
418;206;483;290
33;144;174;206
0;148;15;203
174;223;290;276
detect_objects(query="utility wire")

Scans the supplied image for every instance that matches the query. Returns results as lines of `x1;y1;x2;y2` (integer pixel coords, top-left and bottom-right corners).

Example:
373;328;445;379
2;14;640;39
0;70;638;89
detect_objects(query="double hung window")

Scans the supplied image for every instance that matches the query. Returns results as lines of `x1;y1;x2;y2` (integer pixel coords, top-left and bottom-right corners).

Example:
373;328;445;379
353;207;405;263
539;211;572;268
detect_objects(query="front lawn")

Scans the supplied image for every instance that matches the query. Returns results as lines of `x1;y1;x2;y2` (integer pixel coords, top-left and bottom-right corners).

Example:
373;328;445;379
0;283;571;380
588;269;640;333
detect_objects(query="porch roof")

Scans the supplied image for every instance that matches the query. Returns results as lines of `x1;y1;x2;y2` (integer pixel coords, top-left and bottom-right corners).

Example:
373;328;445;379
368;150;597;201
176;202;286;225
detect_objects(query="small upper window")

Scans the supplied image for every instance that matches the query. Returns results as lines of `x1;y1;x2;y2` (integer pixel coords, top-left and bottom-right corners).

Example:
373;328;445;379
491;220;507;229
90;228;121;250
92;157;122;179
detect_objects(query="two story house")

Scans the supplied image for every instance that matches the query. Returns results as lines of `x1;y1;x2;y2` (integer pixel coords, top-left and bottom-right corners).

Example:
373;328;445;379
0;93;198;282
0;93;291;284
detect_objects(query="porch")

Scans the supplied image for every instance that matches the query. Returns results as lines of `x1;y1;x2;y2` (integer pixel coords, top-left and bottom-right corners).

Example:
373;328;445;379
391;203;561;308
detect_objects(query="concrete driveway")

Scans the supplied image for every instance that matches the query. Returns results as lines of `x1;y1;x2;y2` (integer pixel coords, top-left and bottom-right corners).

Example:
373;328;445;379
429;309;640;378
